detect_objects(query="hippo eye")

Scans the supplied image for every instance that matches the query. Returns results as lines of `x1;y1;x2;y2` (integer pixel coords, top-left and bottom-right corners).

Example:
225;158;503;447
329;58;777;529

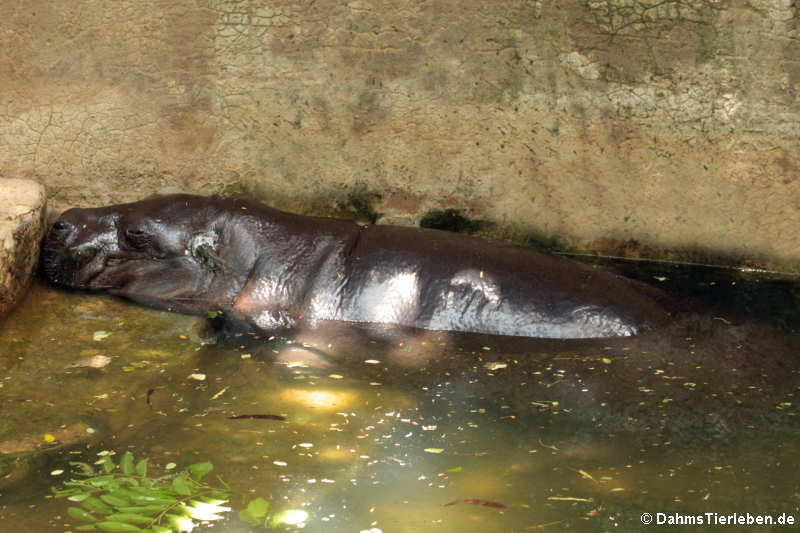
125;228;153;249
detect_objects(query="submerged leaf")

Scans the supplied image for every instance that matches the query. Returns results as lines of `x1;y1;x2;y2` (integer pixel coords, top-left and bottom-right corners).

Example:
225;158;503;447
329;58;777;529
188;461;213;481
172;475;191;496
96;521;143;532
120;452;134;475
102;455;115;473
246;497;270;517
81;496;114;515
135;458;148;478
100;494;129;507
104;513;152;525
69;506;97;522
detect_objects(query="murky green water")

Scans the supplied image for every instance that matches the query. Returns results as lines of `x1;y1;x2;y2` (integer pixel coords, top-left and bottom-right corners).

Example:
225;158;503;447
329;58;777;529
1;266;799;532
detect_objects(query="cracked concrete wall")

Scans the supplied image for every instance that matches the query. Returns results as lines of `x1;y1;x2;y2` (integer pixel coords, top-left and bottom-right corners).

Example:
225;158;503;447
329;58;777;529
1;0;799;270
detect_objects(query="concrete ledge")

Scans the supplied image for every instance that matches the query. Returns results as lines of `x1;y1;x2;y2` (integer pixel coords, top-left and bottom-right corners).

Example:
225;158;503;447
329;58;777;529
0;179;47;319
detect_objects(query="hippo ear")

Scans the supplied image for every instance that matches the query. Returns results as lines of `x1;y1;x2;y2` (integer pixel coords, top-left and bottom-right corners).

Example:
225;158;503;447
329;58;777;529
188;231;226;273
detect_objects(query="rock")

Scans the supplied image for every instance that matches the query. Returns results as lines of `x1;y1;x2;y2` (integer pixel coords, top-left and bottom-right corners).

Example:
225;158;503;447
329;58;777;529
0;179;47;319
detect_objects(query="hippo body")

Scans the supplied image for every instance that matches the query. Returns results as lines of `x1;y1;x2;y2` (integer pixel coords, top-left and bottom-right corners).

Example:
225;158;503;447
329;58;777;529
42;195;668;339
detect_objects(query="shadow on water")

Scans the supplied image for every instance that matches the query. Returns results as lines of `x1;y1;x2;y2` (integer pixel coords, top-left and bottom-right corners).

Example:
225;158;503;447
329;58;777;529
0;258;799;532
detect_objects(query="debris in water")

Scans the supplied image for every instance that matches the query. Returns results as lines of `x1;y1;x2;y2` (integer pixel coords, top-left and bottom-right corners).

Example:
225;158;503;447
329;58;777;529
227;414;287;421
92;330;111;341
444;499;507;509
211;386;229;400
65;355;112;369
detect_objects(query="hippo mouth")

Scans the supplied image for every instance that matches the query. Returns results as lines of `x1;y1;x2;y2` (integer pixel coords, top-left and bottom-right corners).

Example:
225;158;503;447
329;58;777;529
41;230;130;291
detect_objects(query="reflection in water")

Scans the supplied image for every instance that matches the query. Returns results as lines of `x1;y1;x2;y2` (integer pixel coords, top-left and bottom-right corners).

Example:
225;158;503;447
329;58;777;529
0;272;799;532
281;389;355;411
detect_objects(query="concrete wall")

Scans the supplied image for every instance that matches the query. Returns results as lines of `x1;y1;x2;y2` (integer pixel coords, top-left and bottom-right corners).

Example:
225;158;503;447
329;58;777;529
2;0;799;270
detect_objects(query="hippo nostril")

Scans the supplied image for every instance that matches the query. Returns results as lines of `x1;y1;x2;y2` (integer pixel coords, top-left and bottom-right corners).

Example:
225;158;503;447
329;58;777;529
52;220;73;232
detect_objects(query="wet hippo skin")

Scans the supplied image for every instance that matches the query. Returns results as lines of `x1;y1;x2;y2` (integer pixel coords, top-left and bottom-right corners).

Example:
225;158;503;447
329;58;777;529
41;195;668;339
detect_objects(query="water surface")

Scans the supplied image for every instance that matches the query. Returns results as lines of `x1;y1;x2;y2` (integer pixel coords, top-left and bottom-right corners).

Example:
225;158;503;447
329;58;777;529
0;264;798;532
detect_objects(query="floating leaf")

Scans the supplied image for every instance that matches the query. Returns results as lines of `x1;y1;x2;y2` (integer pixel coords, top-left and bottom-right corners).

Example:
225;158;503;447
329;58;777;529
188;461;213;481
235;497;266;524
424;448;444;454
601;358;612;364
93;331;111;341
68;493;91;502
96;521;143;532
81;496;114;514
69;506;97;521
104;513;152;525
246;497;269;517
102;455;115;473
114;505;165;516
100;494;130;507
120;452;134;475
446;466;462;473
44;433;56;443
172;475;191;496
76;526;97;531
135;458;148;478
207;311;219;319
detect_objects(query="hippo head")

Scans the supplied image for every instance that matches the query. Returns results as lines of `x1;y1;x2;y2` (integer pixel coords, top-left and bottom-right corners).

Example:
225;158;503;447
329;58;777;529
41;195;249;313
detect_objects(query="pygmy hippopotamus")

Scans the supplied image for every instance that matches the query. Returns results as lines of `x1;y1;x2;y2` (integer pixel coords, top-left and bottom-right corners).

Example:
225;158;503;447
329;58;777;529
41;195;668;339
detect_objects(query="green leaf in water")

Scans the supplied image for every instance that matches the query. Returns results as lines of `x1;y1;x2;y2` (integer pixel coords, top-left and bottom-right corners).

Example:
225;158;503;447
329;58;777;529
113;504;166;516
424;448;444;454
446;466;462;473
76;525;97;531
172;475;191;496
81;496;114;515
68;506;97;522
104;513;153;525
120;452;134;475
93;330;111;341
70;461;96;476
100;494;130;507
135;458;148;478
187;461;213;481
239;497;270;526
102;455;115;473
96;521;143;532
246;497;270;517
